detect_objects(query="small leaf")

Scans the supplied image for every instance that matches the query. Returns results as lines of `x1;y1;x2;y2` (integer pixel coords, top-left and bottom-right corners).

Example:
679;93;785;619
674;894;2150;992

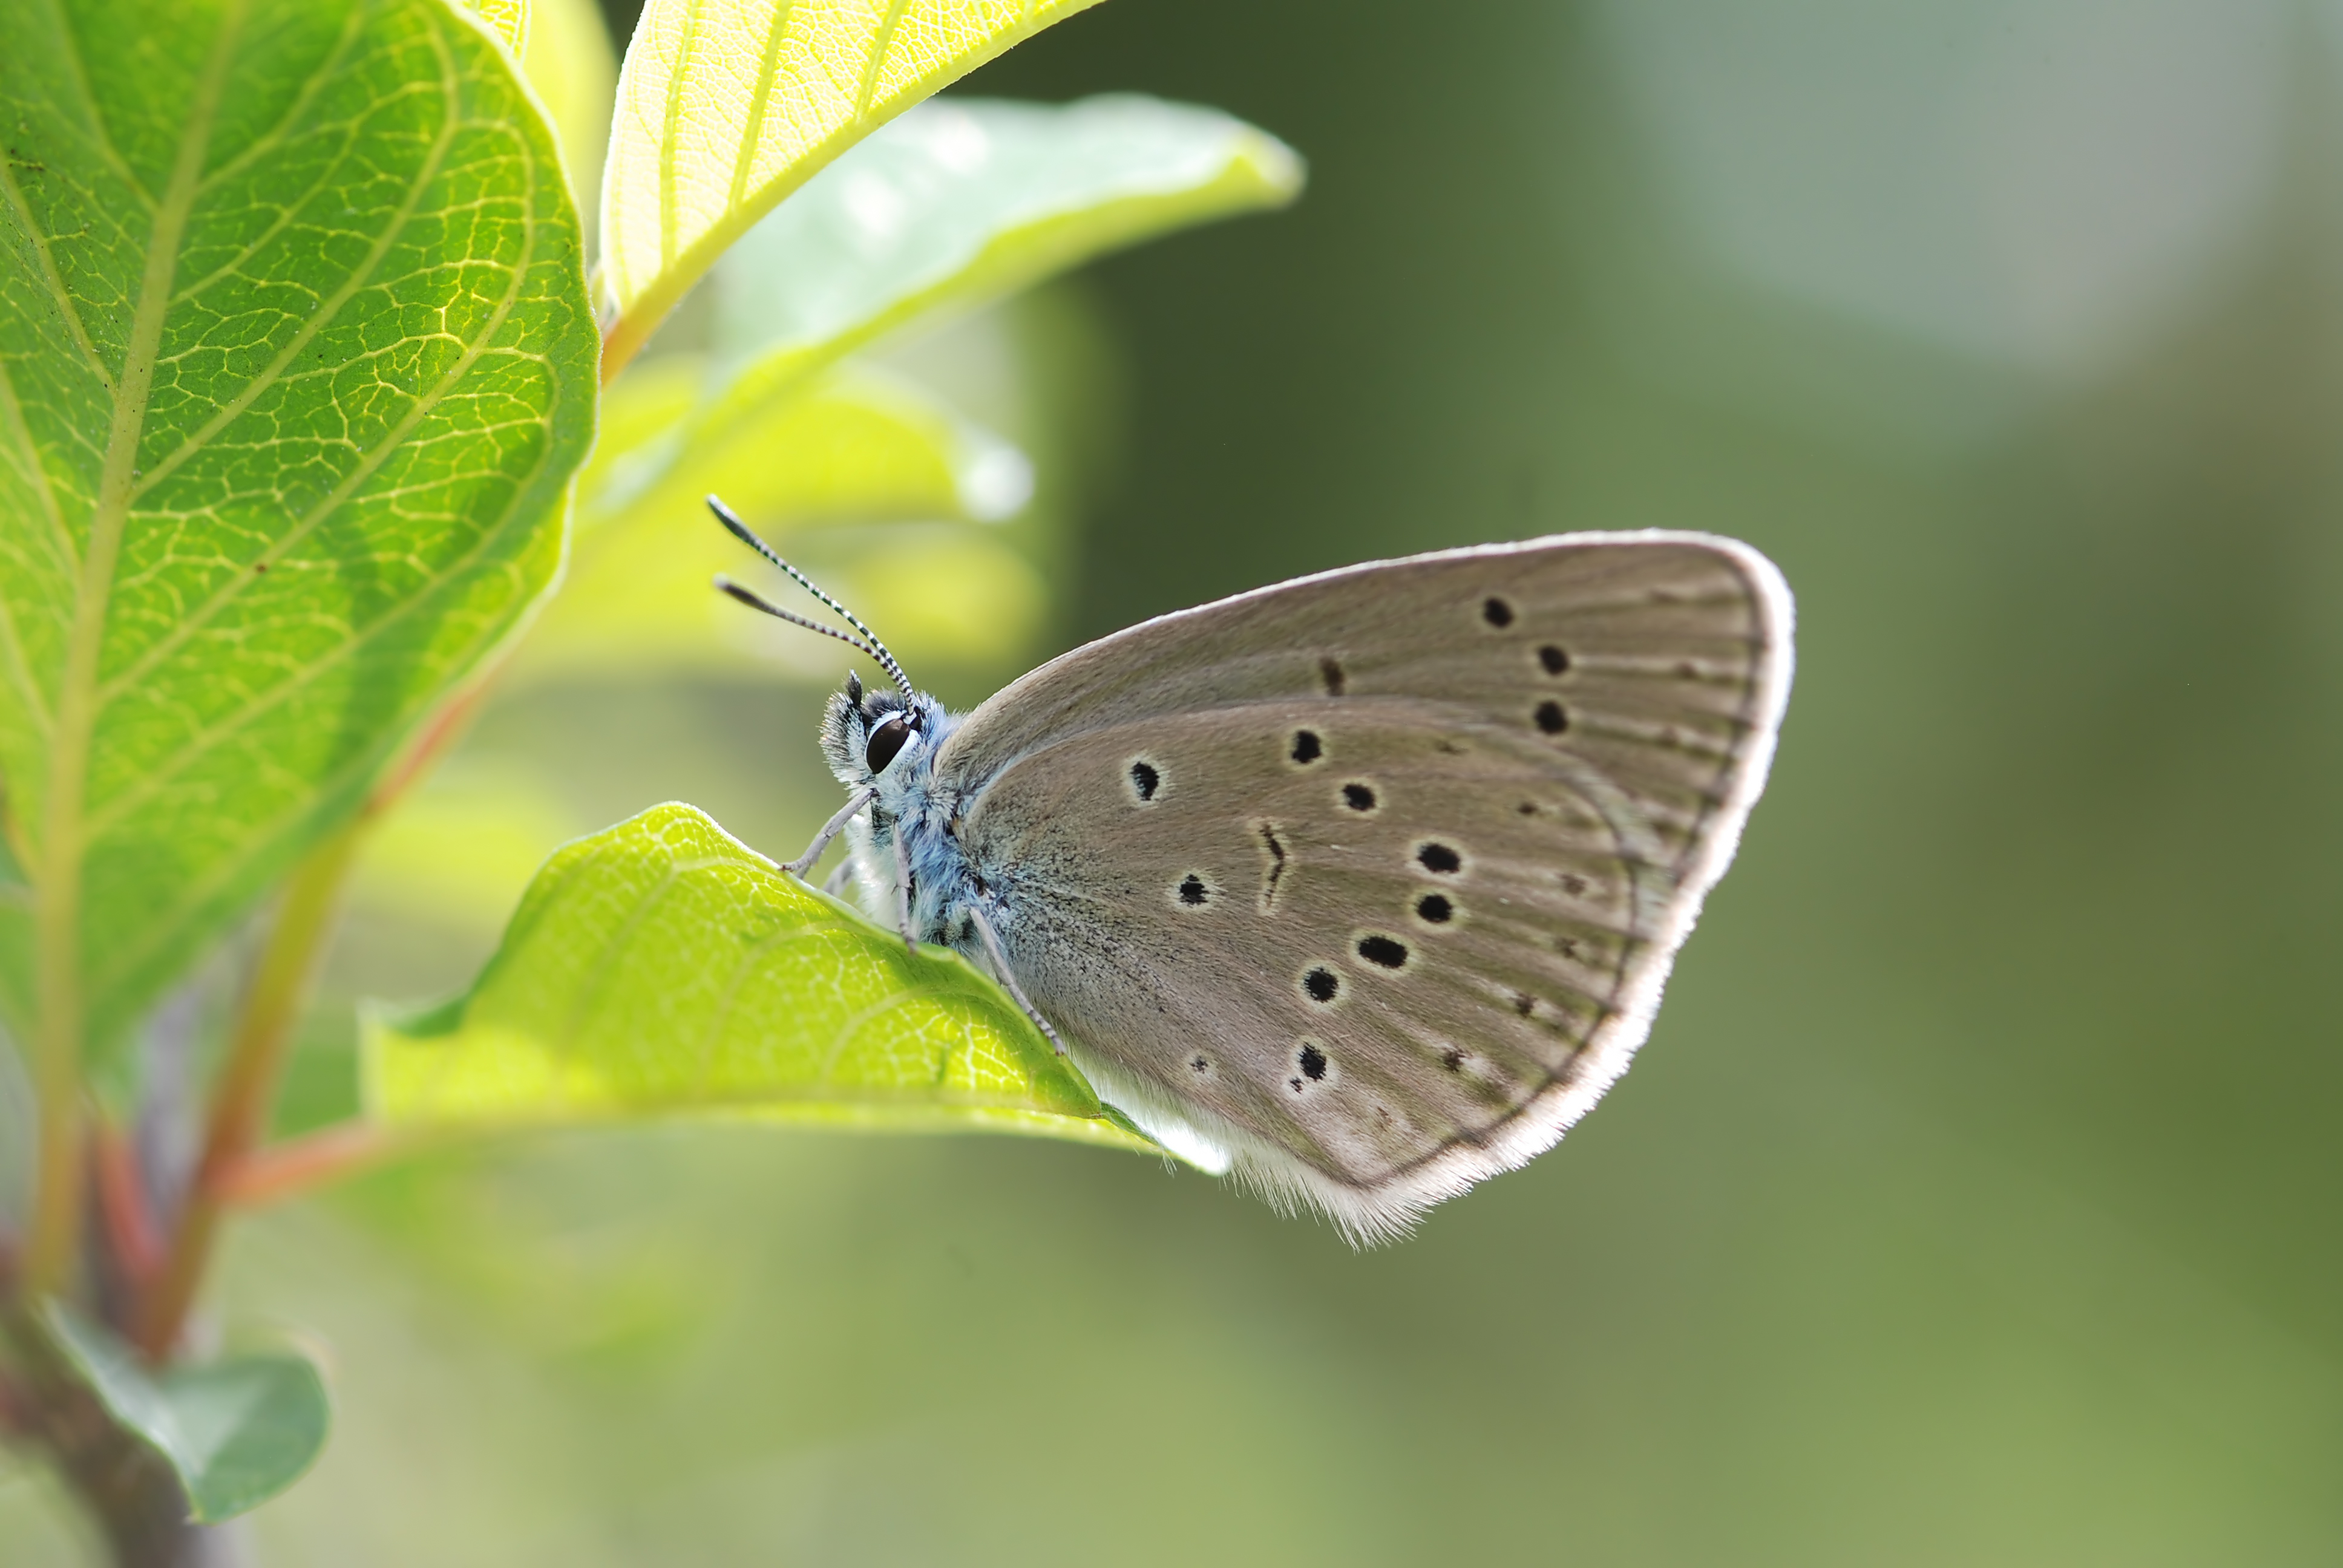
45;1305;331;1524
364;803;1163;1157
704;96;1304;417
597;0;1112;373
0;0;598;1066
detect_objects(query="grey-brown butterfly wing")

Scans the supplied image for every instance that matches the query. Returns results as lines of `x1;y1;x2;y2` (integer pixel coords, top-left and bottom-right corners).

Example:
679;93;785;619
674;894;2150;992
934;532;1793;1239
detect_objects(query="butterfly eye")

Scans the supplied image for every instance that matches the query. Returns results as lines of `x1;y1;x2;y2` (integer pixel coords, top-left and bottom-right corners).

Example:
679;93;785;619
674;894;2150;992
865;714;915;774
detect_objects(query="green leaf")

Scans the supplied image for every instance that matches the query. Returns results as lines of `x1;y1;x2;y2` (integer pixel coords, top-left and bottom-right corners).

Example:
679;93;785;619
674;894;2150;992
45;1304;330;1525
596;0;1110;373
518;365;1036;681
364;803;1163;1156
703;95;1304;419
0;0;598;1067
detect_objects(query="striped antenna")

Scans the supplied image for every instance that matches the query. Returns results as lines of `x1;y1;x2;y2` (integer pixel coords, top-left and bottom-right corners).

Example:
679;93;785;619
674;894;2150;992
706;495;917;703
713;577;883;661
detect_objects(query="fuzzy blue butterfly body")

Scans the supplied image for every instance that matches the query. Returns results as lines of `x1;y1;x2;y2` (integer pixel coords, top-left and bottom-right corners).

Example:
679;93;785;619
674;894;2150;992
816;681;994;955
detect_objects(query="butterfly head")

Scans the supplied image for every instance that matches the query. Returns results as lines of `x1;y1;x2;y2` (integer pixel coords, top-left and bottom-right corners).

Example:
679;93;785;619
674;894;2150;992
821;671;952;791
706;495;956;792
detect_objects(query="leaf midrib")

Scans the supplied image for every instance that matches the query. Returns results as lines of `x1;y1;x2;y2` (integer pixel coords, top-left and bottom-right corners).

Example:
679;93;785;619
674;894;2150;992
36;0;247;1073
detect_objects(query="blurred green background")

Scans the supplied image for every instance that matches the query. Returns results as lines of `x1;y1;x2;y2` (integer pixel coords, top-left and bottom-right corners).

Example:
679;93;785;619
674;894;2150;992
11;0;2342;1561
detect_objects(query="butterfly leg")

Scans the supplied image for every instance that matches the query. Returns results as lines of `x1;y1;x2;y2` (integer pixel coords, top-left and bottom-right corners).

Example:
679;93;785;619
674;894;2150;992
891;831;919;954
965;904;1065;1055
785;786;876;877
821;858;854;897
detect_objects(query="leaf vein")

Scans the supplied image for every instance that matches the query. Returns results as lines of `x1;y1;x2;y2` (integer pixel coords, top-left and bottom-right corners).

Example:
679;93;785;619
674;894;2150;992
0;152;117;403
39;0;153;207
658;0;710;274
853;0;914;121
188;4;370;203
724;0;796;217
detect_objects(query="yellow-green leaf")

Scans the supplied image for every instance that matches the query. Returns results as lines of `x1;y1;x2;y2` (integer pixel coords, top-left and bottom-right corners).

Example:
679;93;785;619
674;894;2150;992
517;366;1038;681
597;0;1109;375
364;803;1163;1155
703;95;1304;421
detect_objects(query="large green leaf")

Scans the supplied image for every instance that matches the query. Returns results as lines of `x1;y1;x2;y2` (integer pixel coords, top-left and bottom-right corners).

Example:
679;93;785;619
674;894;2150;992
704;95;1303;420
365;803;1162;1154
0;0;598;1066
45;1304;331;1525
595;0;1108;374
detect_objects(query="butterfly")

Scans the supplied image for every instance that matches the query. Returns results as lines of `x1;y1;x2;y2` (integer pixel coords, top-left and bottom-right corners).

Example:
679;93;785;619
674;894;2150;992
709;497;1794;1240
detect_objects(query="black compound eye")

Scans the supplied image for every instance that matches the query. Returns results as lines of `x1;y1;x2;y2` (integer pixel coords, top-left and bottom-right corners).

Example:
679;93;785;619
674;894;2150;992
865;714;914;774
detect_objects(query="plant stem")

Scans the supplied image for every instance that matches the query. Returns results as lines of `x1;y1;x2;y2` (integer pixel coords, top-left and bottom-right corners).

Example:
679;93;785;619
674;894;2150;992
211;1121;404;1207
21;1070;84;1299
135;823;363;1362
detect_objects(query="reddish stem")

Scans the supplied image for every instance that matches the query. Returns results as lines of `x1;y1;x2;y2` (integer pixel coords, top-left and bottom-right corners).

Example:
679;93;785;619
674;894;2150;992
90;1123;163;1289
212;1122;406;1207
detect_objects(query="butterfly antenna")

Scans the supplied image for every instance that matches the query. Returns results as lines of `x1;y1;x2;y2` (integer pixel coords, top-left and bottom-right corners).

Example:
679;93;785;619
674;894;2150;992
706;494;918;703
712;577;884;662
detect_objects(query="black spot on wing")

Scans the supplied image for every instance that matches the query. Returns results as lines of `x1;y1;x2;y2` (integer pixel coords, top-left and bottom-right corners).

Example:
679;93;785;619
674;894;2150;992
1535;701;1568;735
1129;759;1161;801
1539;644;1570;675
1342;782;1377;812
1302;966;1340;1004
1356;935;1409;969
1415;893;1453;924
1483;596;1515;628
1290;729;1322;765
1416;842;1461;874
1256;822;1290;912
1178;874;1208;906
1319;657;1346;696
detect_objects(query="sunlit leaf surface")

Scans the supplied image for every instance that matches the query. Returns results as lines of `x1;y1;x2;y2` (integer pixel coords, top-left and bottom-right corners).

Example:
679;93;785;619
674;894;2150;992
597;0;1110;373
46;1305;330;1524
704;95;1304;417
0;0;598;1063
365;803;1162;1154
